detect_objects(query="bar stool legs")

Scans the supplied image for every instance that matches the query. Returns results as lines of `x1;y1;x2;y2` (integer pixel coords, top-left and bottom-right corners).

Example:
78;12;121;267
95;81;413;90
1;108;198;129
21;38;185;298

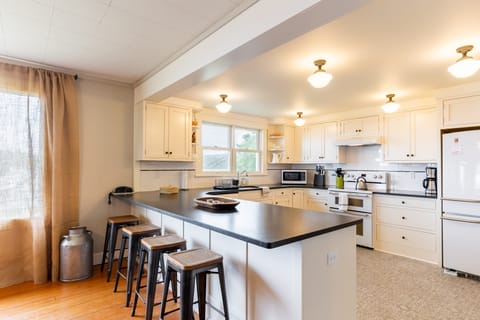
131;235;186;320
112;224;161;307
160;248;229;320
100;215;139;282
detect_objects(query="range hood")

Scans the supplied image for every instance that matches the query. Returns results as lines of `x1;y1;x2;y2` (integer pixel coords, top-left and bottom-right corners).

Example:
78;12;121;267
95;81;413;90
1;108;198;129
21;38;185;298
335;136;383;146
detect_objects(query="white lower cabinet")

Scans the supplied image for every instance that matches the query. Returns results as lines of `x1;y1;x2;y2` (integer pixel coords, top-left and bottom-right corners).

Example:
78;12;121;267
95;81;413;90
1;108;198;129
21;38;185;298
374;195;438;263
291;189;305;209
209;231;247;320
162;214;183;236
304;189;329;213
271;188;292;207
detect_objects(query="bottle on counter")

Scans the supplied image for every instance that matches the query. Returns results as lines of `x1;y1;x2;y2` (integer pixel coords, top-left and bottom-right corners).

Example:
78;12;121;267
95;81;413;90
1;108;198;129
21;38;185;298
335;168;344;189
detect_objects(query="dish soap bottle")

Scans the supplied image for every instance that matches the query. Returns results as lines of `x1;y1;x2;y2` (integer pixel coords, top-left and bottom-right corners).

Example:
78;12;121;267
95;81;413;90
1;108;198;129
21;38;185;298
335;168;344;189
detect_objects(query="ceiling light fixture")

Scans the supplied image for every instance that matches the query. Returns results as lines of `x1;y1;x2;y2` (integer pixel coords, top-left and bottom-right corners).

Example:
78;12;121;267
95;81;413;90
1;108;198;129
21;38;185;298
448;45;480;78
307;59;333;88
382;93;400;113
216;94;232;113
294;112;306;126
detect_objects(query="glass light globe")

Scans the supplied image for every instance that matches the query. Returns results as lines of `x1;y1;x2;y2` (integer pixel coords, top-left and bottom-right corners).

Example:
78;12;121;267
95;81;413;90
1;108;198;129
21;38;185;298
307;70;333;88
294;117;305;126
382;102;400;113
448;57;480;78
216;101;232;113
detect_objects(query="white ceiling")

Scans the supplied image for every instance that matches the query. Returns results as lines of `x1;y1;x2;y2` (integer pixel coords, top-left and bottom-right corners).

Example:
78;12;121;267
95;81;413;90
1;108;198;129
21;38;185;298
175;0;480;119
0;0;255;83
1;0;480;120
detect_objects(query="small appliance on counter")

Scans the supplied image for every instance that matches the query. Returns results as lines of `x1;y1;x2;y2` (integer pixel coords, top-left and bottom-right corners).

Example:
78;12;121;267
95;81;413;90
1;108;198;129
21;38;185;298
313;164;325;187
335;168;344;189
423;166;437;195
281;169;307;185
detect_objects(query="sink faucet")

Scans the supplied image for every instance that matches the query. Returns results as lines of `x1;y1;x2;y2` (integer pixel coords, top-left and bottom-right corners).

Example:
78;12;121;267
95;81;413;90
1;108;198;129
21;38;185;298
237;170;248;186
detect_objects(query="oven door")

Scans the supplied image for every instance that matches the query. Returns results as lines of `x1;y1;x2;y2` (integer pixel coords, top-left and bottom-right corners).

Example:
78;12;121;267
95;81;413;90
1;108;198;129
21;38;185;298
330;208;373;248
329;191;372;212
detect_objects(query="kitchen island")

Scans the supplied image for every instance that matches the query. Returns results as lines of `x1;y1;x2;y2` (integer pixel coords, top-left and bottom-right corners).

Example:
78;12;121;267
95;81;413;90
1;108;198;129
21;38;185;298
113;189;361;320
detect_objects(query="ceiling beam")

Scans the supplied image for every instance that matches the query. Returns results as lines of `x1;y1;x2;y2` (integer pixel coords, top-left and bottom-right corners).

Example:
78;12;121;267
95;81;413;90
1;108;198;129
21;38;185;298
134;0;369;104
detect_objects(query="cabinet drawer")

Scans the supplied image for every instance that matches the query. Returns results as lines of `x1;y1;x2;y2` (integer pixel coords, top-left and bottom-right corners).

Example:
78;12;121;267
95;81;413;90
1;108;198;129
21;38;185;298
272;189;292;197
376;224;436;263
305;189;328;198
376;206;435;231
375;195;436;210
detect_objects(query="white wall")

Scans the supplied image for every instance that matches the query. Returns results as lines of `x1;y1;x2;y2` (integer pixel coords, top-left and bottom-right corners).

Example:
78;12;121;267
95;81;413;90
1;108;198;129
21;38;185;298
77;78;134;256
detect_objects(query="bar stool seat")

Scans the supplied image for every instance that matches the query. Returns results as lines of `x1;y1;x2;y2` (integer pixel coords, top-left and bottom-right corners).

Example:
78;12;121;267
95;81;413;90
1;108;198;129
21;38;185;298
113;223;162;307
131;235;187;320
101;215;140;282
160;248;229;320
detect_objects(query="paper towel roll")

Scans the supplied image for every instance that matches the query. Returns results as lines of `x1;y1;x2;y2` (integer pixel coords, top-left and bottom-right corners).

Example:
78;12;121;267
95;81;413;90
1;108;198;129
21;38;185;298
180;171;189;190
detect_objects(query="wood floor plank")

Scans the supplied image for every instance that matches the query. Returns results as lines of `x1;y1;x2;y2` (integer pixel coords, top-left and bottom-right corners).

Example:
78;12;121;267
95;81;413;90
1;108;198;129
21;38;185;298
0;266;184;319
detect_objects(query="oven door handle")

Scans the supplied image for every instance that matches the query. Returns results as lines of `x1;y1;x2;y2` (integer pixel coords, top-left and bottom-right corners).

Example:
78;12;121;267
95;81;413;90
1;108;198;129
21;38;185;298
330;208;370;217
328;191;370;198
442;213;480;224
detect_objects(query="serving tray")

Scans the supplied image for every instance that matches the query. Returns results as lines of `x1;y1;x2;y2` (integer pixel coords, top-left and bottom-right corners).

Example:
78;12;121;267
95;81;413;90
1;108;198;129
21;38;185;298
194;196;240;210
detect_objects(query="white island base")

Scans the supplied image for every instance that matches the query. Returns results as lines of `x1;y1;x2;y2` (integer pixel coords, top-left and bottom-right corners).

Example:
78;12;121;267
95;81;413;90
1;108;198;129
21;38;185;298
134;207;357;320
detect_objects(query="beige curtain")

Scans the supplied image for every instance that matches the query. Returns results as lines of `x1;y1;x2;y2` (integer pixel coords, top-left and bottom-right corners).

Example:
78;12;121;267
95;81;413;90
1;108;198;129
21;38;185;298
0;63;79;287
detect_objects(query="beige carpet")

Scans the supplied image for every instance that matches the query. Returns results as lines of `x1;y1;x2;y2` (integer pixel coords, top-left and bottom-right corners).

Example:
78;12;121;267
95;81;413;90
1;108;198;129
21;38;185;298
357;248;480;320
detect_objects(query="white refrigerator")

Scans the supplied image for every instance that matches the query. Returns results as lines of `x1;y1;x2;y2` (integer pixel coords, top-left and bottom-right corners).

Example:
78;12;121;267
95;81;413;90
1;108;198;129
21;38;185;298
442;128;480;276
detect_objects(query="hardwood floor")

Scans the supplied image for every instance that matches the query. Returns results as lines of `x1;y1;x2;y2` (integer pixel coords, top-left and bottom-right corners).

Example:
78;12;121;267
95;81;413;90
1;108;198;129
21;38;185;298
0;265;182;320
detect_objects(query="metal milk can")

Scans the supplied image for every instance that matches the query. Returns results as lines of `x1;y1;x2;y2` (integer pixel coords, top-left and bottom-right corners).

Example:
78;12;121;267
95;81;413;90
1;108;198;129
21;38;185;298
59;226;93;282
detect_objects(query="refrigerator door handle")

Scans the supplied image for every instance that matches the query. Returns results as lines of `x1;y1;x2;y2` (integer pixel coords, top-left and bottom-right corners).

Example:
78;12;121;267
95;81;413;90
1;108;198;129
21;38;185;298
442;197;480;203
442;213;480;224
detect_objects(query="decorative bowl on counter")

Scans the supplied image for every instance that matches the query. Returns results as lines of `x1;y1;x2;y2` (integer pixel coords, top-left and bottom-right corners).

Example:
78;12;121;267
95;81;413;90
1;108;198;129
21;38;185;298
194;196;240;210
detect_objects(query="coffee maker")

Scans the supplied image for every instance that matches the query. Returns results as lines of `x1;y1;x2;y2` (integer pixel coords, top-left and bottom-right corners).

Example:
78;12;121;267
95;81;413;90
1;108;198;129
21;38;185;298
422;166;437;194
313;164;325;187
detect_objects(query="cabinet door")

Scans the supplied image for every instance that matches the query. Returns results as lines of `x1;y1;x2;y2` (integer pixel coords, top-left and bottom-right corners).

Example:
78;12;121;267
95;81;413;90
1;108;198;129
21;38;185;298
144;103;168;159
323;122;341;163
309;124;325;161
283;125;295;162
293;126;305;162
443;95;480;128
384;112;410;161
291;189;304;209
168;107;191;160
361;116;380;137
341;118;362;137
411;108;437;161
304;198;329;212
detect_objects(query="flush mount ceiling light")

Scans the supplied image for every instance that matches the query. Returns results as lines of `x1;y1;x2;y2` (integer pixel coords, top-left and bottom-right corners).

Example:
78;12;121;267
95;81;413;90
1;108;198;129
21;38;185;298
382;93;400;113
307;59;333;88
294;112;306;126
448;45;480;78
216;94;232;113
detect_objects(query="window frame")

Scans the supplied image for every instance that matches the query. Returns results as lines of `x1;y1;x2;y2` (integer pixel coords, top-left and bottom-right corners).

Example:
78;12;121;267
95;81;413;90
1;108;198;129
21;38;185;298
197;121;266;176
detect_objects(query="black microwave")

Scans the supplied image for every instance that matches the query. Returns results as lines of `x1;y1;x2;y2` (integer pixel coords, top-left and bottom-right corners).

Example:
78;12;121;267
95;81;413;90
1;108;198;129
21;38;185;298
281;170;307;185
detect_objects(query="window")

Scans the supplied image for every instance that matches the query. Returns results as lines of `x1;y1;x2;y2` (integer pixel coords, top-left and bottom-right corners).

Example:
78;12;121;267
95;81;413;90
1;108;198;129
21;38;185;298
200;122;263;174
0;91;43;220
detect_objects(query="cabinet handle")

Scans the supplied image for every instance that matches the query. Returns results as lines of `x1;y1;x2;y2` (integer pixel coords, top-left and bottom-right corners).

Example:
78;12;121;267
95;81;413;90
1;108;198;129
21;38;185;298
165;151;169;154
169;152;173;155
401;201;405;204
410;154;414;157
406;154;410;157
401;236;406;240
401;216;406;220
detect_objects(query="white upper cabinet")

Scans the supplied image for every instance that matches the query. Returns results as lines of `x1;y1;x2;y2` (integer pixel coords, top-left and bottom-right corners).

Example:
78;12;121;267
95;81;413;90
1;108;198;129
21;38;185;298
383;108;437;162
339;116;380;138
442;95;480;128
135;101;192;161
305;122;345;163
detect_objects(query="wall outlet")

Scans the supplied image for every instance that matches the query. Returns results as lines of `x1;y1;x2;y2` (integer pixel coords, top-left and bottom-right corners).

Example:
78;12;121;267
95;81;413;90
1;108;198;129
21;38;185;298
327;252;336;266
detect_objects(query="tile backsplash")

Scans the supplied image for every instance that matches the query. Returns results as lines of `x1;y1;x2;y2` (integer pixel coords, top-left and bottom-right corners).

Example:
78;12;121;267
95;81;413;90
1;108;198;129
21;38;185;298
135;145;436;192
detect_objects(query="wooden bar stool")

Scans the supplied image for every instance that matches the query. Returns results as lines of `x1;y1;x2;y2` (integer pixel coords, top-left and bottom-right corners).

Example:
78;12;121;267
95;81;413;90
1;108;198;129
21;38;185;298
113;224;162;307
160;248;229;320
131;235;187;320
101;215;140;282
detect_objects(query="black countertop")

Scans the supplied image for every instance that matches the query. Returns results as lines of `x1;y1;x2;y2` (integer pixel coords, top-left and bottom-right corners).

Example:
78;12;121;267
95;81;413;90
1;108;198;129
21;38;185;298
113;189;360;249
373;190;438;199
